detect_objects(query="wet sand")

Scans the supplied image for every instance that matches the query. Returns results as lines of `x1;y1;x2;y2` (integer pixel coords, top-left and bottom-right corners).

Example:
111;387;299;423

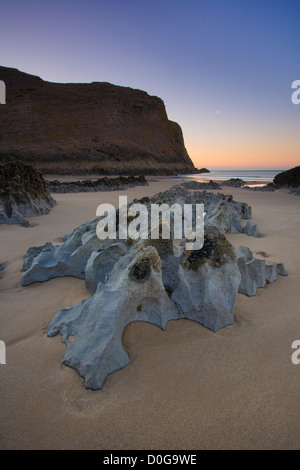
0;178;299;449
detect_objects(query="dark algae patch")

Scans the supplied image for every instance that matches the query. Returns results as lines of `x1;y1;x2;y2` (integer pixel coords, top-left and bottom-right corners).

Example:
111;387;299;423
129;247;161;281
182;229;235;269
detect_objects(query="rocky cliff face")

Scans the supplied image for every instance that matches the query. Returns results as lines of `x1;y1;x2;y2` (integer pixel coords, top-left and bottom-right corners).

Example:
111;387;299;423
0;66;197;175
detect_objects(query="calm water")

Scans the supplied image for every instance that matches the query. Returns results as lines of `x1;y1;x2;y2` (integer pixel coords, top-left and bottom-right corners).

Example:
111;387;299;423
180;169;285;183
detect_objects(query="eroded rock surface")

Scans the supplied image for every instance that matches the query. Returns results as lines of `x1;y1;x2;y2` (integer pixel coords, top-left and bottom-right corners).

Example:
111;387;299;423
44;227;241;389
20;188;286;389
46;175;148;193
47;246;179;389
243;183;276;192
0;160;56;226
222;178;246;187
235;246;287;296
149;185;256;236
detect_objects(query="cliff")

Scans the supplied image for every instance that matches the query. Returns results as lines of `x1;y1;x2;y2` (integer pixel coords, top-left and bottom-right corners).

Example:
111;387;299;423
0;66;197;175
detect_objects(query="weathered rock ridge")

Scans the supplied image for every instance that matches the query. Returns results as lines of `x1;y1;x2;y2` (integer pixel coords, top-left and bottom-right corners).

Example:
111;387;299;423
235;246;287;296
46;175;148;193
20;185;287;389
0;66;197;175
0;160;56;226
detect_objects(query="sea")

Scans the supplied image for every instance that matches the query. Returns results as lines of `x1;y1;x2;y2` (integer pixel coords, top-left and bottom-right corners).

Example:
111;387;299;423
180;169;285;184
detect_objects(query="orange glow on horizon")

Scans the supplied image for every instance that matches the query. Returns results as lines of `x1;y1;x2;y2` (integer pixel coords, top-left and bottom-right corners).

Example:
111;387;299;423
187;141;299;170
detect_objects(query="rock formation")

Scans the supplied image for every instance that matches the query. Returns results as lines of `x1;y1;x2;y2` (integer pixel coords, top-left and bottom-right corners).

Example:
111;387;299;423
176;180;221;190
0;66;199;176
273;166;300;189
243;183;276;192
21;186;257;287
0;160;56;226
21;208;286;389
47;246;180;389
46;175;148;193
235;246;287;296
18;186;288;389
42;223;241;389
148;185;256;236
222;178;246;187
289;187;300;196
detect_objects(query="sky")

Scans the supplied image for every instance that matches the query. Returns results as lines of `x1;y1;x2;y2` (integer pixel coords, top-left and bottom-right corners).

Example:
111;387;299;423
1;0;299;169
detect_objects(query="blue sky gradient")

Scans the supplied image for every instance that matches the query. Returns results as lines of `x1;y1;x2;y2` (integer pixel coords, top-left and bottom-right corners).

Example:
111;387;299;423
1;0;299;168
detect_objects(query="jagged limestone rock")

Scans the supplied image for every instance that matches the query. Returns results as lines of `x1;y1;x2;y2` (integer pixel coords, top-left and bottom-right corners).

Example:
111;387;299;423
242;221;258;237
47;247;179;389
171;227;241;332
146;186;254;235
85;242;128;294
19;188;286;389
22;242;55;271
47;175;148;193
45;224;242;388
21;187;257;286
235;246;287;296
21;222;104;286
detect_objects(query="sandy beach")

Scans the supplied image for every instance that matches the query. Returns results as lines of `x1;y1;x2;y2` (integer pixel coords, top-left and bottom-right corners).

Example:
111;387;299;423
0;177;299;450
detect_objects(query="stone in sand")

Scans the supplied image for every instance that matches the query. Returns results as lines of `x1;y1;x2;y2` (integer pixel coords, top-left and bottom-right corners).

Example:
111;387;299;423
47;246;179;389
0;160;56;226
235;246;287;296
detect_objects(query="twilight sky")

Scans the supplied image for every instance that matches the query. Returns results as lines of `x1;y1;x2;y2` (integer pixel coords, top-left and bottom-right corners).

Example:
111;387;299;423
1;0;299;169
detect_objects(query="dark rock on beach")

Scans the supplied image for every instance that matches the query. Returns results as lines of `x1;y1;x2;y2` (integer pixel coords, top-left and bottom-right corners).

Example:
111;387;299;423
0;160;56;226
289;187;300;196
175;180;221;190
243;183;277;192
222;178;246;187
273;166;300;189
47;175;148;193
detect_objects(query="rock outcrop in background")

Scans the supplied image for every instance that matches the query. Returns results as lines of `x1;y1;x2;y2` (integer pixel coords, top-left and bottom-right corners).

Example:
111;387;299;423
273;166;300;192
0;66;198;175
0;160;56;226
46;175;148;193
